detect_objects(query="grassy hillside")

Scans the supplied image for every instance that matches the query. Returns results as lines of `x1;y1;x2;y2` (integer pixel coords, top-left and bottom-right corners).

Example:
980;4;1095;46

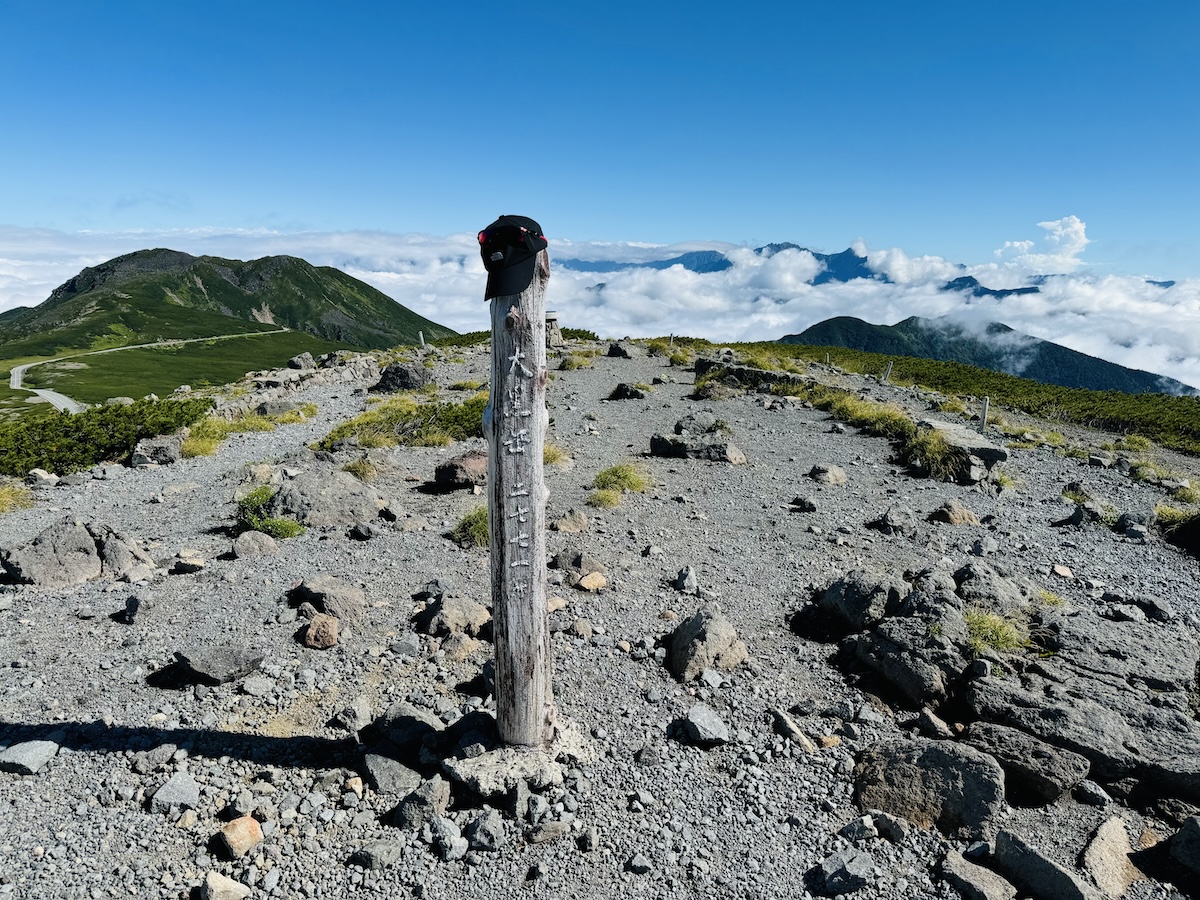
20;331;346;405
0;248;456;364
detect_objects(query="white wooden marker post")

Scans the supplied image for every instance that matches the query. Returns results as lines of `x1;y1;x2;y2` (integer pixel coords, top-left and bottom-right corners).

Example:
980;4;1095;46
486;249;555;748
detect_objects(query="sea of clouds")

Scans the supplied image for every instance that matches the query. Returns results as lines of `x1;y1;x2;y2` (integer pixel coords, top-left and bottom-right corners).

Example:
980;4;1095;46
2;217;1198;389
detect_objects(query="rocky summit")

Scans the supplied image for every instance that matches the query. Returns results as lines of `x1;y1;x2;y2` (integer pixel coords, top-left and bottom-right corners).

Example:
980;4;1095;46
2;338;1200;900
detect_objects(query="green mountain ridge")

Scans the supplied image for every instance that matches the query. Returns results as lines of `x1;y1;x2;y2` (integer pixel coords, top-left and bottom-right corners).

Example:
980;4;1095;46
782;315;1197;396
0;248;455;361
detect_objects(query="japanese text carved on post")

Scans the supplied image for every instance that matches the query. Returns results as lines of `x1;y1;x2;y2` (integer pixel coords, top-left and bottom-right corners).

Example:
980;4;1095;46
479;216;555;748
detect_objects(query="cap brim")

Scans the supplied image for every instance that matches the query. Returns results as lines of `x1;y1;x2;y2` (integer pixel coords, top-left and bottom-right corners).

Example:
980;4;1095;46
485;254;539;300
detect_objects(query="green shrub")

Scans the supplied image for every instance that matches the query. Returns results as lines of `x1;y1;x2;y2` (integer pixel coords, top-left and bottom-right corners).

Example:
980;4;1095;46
1173;485;1200;504
964;607;1028;657
586;488;621;508
0;396;212;476
592;463;650;493
899;428;961;482
433;331;490;349
450;380;485;391
0;478;34;514
449;505;489;547
235;485;305;539
341;457;378;482
562;327;599;341
936;398;968;415
560;354;592;371
182;412;276;457
317;392;487;450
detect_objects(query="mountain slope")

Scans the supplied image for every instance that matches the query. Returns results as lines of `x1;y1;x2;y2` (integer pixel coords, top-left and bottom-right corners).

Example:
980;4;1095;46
0;248;455;361
782;315;1197;395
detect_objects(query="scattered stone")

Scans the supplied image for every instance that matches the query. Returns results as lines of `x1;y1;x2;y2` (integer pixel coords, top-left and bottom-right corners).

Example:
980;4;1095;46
232;530;277;559
818;568;911;631
170;549;206;574
218;815;263;859
349;839;403;870
818;847;874;894
609;383;646;400
551;509;589;533
577;571;607;592
393;777;451;829
200;871;251;900
869;504;918;536
131;433;184;467
428;816;469;861
266;466;385;526
649;433;747;464
151;771;201;814
808;464;848;485
854;739;1005;839
940;851;1017;900
442;747;562;799
788;496;818;513
666;604;748;682
674;566;699;594
527;821;571;844
1075;780;1112;807
175;646;264;685
465;808;506;852
362;754;422;795
378;701;445;753
305;613;340;649
333;696;372;733
992;830;1104;900
132;743;177;775
578;826;600;852
929;499;981;526
419;595;491;636
1053;564;1074;579
0;740;59;775
292;575;366;628
770;707;817;752
626;852;653;874
608;341;644;358
1081;816;1140;899
435;450;488;488
681;703;729;746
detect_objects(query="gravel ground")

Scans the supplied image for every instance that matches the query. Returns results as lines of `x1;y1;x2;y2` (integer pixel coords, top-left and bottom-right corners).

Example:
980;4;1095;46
1;342;1197;899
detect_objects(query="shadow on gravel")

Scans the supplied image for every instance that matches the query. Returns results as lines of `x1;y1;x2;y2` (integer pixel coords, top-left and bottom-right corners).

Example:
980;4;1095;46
0;719;357;771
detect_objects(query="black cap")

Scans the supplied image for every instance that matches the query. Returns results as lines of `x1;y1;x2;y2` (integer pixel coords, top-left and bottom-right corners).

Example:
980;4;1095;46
478;215;548;299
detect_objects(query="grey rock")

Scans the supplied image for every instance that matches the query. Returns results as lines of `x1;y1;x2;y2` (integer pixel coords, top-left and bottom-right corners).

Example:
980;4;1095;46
965;722;1090;804
378;701;445;753
349;839;403;870
371;362;432;393
333;696;372;733
681;703;729;746
266;466;385;527
626;852;653;874
256;399;300;416
442;747;563;799
429;816;468;861
819;568;911;631
607;341;645;358
1074;780;1112;807
465;808;506;851
232;530;277;559
953;561;1031;616
788;495;818;513
131;433;183;467
390;632;422;657
362;754;422;795
1082;816;1140;899
393;777;450;829
992;830;1104;900
818;847;874;894
1170;816;1200;878
808;464;848;485
291;574;366;628
870;504;918;536
527;820;571;844
0;740;59;775
287;352;316;370
418;595;491;637
151;771;200;813
176;646;264;685
609;382;647;400
940;851;1017;900
200;871;251;900
132;743;177;775
666;604;748;682
550;509;589;533
649;433;747;464
435;450;488;488
917;419;1010;474
578;825;600;852
770;707;817;752
854;739;1005;839
1;519;153;589
674;565;699;594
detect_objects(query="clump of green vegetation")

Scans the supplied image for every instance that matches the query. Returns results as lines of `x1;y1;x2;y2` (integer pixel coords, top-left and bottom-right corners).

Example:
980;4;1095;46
592;463;650;494
0;478;34;514
1061;487;1091;505
993;471;1017;491
899;428;961;482
1120;435;1154;452
182;413;276;458
450;380;485;392
270;402;319;425
825;395;916;441
0;396;212;476
560;354;592;371
433;331;490;349
668;349;693;367
317;392;487;450
1044;432;1066;447
341;457;378;483
235;486;305;539
1037;588;1064;607
1173;485;1200;504
1154;504;1196;531
586;488;621;509
937;397;968;415
1062;445;1090;460
449;505;489;548
543;443;569;465
562;327;599;341
964;607;1029;657
632;382;654;392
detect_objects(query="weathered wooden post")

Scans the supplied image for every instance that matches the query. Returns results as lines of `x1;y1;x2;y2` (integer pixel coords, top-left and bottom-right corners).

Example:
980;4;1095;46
980;396;990;433
478;216;555;748
882;361;893;385
418;330;425;348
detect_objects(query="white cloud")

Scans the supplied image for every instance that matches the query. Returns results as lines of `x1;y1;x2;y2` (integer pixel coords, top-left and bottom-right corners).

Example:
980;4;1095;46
1;220;1198;390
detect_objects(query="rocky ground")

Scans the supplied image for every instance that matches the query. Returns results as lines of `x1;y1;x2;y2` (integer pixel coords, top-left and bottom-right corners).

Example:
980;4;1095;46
2;339;1199;900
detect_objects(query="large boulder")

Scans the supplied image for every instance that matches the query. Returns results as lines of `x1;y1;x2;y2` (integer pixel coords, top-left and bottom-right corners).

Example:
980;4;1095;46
964;722;1090;805
266;466;386;526
435;450;488;488
1;519;154;588
854;739;1005;839
666;605;748;682
649;434;747;464
371;363;432;393
290;574;366;628
818;568;911;631
131;432;184;467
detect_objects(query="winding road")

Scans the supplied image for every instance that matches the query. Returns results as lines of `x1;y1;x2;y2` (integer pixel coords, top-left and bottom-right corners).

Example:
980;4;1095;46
7;329;290;413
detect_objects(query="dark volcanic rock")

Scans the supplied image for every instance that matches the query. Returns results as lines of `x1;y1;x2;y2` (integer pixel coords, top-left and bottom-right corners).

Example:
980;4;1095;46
371;363;432;393
965;722;1090;805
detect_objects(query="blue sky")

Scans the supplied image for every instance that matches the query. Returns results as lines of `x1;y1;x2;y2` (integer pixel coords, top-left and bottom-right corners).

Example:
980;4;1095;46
3;1;1199;276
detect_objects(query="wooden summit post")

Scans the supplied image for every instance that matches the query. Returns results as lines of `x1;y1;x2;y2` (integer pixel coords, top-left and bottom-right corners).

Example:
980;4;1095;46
482;219;555;748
